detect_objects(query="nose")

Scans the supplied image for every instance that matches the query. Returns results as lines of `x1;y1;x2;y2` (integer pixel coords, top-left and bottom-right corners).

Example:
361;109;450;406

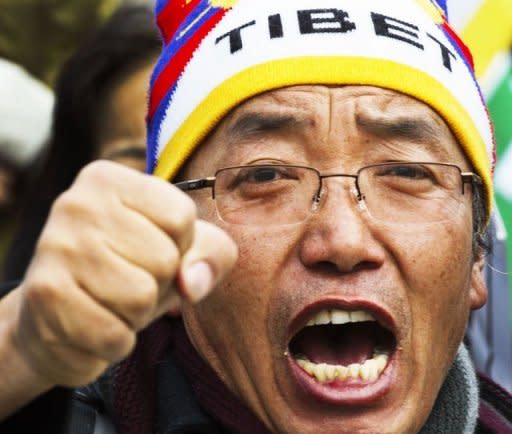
298;178;385;274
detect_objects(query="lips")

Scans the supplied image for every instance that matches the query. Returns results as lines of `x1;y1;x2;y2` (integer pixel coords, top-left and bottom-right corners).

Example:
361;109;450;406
286;301;398;405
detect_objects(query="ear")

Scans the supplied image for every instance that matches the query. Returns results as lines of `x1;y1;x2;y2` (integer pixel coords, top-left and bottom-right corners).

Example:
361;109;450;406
469;253;488;310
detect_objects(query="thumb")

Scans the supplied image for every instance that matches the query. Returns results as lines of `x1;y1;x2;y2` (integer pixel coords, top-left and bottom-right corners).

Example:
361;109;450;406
177;220;238;303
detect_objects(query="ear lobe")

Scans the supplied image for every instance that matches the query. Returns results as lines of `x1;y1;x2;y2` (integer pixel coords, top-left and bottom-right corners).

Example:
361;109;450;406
469;253;488;310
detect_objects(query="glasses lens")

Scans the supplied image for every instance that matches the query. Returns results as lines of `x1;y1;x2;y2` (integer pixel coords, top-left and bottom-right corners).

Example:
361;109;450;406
359;163;464;224
214;165;319;225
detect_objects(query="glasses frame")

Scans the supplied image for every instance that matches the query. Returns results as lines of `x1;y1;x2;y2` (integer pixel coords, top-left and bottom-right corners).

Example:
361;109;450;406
174;162;482;223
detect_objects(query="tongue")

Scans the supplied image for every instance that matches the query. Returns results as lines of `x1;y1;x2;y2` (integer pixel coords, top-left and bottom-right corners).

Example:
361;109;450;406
294;323;376;366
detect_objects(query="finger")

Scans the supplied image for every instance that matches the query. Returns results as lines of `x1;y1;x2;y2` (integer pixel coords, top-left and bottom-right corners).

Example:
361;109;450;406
38;213;178;331
104;203;181;287
74;161;197;255
75;247;164;331
176;220;238;303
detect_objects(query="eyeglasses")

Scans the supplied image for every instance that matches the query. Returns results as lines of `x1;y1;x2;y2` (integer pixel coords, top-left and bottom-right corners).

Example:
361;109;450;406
174;162;481;226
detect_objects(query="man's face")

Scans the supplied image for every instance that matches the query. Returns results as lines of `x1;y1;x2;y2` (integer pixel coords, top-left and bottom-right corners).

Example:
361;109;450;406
179;85;487;433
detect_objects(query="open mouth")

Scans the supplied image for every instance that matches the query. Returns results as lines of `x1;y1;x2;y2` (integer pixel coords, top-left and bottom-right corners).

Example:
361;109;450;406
288;308;396;385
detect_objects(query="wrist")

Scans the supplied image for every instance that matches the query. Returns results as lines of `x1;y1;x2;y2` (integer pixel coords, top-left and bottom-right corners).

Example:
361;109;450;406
0;288;53;420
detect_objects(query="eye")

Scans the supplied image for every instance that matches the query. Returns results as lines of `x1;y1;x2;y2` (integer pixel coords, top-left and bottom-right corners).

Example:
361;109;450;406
366;163;443;196
379;164;433;180
235;165;297;185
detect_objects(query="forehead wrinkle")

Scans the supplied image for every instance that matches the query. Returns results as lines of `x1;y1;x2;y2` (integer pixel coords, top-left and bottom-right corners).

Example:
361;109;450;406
225;111;314;146
354;111;454;161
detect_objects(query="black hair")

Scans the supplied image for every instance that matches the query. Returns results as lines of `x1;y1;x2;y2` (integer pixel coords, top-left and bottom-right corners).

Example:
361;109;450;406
472;180;490;260
3;5;161;280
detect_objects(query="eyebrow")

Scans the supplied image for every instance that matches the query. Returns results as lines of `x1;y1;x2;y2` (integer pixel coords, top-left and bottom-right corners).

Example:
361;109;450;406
355;115;452;159
226;112;313;143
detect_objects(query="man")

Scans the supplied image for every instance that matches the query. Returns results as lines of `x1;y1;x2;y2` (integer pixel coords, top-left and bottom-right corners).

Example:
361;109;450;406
1;0;511;433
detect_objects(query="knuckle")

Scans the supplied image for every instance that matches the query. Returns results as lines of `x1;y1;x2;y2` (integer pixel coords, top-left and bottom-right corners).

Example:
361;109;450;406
51;190;78;215
37;231;77;260
24;275;61;309
169;194;197;232
77;160;117;185
50;190;95;224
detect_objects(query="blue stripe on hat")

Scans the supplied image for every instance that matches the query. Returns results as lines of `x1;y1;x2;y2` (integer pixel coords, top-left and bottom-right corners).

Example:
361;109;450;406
435;0;448;18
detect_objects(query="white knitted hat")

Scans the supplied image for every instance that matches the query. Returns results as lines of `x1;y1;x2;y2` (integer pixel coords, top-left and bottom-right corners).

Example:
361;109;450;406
0;58;54;169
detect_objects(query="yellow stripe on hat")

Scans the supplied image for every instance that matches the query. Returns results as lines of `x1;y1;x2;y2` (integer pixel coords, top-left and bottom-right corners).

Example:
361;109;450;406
415;0;445;23
461;0;512;78
155;57;493;218
209;0;239;7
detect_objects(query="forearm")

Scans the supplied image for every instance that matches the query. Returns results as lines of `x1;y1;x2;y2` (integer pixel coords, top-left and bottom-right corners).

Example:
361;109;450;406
0;288;52;421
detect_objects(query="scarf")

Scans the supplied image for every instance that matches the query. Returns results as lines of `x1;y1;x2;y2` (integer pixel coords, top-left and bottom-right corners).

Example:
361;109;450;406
113;318;479;434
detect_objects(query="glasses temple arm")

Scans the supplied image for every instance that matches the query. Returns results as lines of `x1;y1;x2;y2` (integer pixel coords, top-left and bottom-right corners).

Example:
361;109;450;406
460;172;482;194
174;177;216;192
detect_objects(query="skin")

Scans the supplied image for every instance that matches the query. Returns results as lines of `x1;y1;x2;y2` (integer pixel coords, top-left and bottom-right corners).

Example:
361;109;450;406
179;85;488;434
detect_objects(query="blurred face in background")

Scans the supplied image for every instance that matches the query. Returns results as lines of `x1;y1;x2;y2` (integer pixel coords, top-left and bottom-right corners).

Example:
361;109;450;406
96;59;156;172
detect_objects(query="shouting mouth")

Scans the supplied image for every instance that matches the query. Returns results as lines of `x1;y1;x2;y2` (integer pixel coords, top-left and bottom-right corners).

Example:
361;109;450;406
286;303;398;405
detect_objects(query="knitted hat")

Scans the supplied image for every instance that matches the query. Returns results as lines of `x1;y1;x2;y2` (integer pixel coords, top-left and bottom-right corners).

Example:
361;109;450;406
0;58;54;169
147;0;495;218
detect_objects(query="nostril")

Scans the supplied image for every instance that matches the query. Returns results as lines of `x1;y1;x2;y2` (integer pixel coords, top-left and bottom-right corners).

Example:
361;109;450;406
311;260;379;276
313;261;342;275
352;261;380;273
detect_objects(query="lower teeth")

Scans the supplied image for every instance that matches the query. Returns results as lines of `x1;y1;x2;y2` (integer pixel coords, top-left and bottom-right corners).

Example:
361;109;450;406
296;352;389;383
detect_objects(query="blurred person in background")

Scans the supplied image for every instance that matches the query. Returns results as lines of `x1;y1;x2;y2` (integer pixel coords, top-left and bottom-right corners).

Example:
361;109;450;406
2;4;161;282
0;5;159;432
0;58;54;274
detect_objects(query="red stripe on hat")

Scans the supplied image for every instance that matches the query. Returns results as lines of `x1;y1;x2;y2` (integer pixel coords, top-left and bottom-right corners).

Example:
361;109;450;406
149;8;226;120
442;22;475;71
157;0;203;45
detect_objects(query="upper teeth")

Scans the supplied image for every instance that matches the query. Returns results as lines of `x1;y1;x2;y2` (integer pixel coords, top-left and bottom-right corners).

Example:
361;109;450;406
306;309;375;327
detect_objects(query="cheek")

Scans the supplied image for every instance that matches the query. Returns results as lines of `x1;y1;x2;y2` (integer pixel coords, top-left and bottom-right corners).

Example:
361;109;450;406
185;225;295;351
212;226;293;315
390;222;473;360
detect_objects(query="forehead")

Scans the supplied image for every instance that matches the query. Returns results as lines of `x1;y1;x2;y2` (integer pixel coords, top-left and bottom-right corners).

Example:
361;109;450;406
184;85;466;174
227;85;435;115
223;85;454;138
